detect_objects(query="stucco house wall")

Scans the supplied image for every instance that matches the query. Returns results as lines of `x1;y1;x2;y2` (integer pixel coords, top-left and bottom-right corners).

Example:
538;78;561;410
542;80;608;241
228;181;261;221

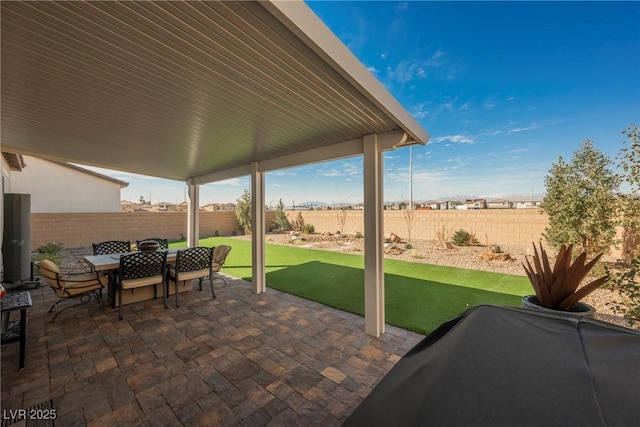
8;156;127;213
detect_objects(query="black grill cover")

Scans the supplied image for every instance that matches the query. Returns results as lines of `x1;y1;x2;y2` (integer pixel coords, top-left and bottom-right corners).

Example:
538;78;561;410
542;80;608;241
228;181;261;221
343;305;640;427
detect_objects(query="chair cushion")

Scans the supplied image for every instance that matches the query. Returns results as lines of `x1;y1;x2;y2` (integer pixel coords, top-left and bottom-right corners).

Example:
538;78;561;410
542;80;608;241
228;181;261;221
65;272;109;286
39;259;62;274
62;280;104;297
168;268;210;282
121;274;163;290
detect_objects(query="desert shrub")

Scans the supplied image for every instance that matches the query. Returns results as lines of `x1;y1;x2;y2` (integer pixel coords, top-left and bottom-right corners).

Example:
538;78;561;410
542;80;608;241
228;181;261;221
451;229;479;246
302;223;315;234
436;225;450;243
272;199;291;231
354;231;363;239
290;212;305;231
35;241;64;265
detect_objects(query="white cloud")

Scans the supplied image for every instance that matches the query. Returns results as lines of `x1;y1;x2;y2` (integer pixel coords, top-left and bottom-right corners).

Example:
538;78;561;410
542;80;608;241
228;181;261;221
395;1;409;12
388;60;427;83
506;119;560;135
342;161;363;177
507;124;541;134
203;177;245;187
410;104;429;119
366;65;379;76
483;98;497;109
271;170;297;177
431;134;475;144
320;168;342;178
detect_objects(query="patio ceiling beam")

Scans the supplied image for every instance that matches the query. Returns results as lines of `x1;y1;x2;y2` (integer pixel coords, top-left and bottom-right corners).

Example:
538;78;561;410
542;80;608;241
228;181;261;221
190;129;419;187
190;164;252;187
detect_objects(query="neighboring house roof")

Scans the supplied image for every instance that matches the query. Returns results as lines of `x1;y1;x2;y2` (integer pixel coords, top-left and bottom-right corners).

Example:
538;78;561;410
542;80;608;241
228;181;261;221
60;162;129;188
3;153;129;187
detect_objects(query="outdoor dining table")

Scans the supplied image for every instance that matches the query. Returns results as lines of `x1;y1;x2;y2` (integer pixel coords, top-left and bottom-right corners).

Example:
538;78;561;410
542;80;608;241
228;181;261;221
83;248;179;308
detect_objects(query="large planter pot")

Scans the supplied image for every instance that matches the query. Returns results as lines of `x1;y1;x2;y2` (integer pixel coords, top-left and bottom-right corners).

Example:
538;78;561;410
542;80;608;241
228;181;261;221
521;295;596;318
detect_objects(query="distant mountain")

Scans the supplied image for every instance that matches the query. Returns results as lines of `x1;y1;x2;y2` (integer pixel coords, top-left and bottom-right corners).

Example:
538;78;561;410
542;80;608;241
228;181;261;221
429;192;545;202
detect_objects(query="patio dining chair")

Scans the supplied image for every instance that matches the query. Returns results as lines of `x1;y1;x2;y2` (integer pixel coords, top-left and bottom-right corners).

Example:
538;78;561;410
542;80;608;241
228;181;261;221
117;251;167;320
166;247;213;307
38;259;108;322
203;245;232;288
136;238;169;250
92;240;131;255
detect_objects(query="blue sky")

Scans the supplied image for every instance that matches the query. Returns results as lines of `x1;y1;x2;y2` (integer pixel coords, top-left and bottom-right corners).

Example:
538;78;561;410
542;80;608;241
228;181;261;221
85;1;640;207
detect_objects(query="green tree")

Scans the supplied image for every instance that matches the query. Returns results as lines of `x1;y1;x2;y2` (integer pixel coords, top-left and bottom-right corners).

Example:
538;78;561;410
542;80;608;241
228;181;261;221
541;140;621;255
235;189;252;234
618;124;640;262
609;124;640;326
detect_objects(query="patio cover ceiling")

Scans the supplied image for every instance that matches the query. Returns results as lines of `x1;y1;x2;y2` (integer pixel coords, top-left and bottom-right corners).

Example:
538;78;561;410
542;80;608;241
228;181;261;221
1;0;429;183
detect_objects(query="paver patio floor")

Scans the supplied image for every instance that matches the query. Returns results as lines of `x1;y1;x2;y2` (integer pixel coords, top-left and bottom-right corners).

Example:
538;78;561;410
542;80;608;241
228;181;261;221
1;275;423;426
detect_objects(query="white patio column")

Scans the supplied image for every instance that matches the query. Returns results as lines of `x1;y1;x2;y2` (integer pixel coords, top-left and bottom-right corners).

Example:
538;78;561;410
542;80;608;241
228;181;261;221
187;183;199;248
363;133;385;336
251;162;266;294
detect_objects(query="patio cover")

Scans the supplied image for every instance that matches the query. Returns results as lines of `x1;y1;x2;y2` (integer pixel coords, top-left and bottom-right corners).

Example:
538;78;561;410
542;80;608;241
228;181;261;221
1;0;429;335
343;305;640;426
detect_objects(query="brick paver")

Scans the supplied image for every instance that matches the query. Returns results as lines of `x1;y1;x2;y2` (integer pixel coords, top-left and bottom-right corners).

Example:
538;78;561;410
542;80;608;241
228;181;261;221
1;275;423;425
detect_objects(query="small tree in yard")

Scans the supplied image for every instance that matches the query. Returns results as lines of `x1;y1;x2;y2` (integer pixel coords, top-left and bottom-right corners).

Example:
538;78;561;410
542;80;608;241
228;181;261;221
402;201;414;244
608;124;640;326
332;188;348;234
273;198;291;231
541;140;621;255
235;189;252;234
618;124;640;262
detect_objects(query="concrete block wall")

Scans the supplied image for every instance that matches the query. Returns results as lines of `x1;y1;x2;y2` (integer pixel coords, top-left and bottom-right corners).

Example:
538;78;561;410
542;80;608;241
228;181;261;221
283;209;549;248
30;211;251;250
383;209;549;247
31;210;278;250
29;209;629;259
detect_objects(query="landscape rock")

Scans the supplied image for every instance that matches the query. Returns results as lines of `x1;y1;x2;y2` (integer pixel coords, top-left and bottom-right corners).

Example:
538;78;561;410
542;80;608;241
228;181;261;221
479;251;512;262
384;232;402;243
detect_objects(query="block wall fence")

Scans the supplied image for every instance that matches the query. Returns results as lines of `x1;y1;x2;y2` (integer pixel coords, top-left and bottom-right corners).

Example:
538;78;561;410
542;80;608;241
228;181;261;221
31;211;274;250
31;209;550;251
284;209;550;249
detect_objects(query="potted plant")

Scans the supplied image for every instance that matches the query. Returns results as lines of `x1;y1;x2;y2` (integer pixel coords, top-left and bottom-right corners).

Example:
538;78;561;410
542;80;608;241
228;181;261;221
521;242;608;317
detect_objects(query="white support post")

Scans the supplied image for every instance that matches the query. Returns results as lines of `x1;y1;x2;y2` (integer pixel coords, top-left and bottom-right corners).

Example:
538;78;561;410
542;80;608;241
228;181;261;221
187;183;199;248
251;162;266;294
363;133;385;336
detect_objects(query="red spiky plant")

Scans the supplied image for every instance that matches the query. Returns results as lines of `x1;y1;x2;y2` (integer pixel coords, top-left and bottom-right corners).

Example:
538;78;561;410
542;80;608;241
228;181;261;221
522;242;609;311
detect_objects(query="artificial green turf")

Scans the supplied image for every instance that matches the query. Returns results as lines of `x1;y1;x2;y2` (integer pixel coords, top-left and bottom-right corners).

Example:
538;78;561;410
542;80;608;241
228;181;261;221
172;237;531;334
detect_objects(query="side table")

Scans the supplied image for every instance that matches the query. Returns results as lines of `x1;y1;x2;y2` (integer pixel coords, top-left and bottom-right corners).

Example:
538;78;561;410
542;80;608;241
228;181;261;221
1;291;33;369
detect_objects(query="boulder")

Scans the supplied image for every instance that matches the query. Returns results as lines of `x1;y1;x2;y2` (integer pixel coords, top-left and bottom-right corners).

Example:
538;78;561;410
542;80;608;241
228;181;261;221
480;251;512;262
